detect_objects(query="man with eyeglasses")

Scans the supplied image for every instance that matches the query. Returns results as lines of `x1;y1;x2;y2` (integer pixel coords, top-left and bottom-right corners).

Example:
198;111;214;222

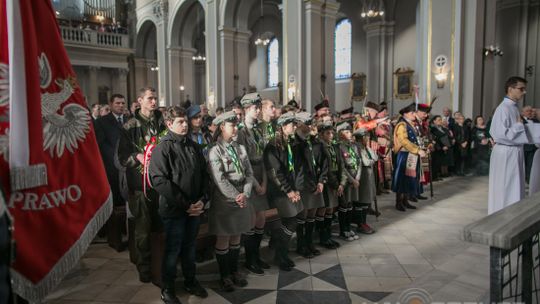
488;76;540;214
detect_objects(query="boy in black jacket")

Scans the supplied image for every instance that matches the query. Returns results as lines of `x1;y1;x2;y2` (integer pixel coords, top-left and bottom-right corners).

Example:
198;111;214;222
149;106;209;304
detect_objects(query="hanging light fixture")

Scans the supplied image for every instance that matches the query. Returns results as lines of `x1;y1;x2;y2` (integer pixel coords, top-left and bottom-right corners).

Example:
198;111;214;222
254;0;270;46
192;5;206;62
360;0;384;19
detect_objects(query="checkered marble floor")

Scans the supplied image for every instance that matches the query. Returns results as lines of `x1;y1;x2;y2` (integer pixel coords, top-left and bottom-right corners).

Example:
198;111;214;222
45;176;491;304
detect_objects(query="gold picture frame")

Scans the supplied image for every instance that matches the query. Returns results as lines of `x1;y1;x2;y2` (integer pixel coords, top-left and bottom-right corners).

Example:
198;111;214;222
393;68;414;99
350;73;366;101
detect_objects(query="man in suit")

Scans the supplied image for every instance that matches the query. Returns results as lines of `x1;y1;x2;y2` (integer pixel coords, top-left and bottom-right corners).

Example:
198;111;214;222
522;105;539;183
95;94;128;251
442;107;455;129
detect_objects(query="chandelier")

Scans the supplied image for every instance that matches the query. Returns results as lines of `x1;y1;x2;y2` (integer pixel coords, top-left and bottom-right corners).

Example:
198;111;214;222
360;0;385;18
254;0;270;46
192;54;206;62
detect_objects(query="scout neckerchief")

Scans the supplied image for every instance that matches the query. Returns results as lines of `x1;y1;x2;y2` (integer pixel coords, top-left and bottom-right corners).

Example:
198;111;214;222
226;143;243;175
266;122;275;141
287;136;294;173
307;136;317;170
347;143;359;171
251;122;263;155
327;142;338;171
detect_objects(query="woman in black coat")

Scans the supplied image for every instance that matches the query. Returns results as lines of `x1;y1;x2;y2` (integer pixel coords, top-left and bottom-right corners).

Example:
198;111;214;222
471;115;492;175
430;115;452;181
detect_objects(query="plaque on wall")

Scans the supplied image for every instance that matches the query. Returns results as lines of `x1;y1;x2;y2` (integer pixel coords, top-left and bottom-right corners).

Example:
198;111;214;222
350;73;366;101
393;68;414;100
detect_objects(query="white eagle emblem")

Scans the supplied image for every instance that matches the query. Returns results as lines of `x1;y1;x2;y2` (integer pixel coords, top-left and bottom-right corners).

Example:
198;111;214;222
39;53;91;157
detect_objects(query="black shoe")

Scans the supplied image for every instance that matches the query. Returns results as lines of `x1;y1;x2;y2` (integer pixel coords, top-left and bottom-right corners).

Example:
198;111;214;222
408;196;418;202
329;238;341;248
256;258;271;270
367;207;381;217
161;288;181;304
320;239;338;249
395;201;406;212
245;262;264;275
184;280;208;298
220;277;235;292
416;195;428;200
307;244;321;256
297;245;314;259
231;272;248;287
139;271;152;283
403;201;417;209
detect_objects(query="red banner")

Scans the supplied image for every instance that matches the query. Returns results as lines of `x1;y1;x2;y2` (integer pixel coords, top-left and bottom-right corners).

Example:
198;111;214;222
0;0;112;302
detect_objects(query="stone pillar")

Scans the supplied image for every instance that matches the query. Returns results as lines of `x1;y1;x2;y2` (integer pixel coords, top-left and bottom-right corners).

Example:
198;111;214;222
206;0;220;112
88;66;99;104
153;0;170;106
304;0;324;112
255;44;267;91
219;26;236;105
179;47;197;104
236;29;252;97
133;57;148;91
115;68;129;97
282;0;303;106
322;0;340;112
364;21;394;105
168;47;182;105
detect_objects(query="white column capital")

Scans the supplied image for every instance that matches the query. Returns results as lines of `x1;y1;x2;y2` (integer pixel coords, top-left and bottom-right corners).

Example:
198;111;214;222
218;26;237;40
304;0;324;14
364;21;395;38
235;29;252;43
323;0;340;18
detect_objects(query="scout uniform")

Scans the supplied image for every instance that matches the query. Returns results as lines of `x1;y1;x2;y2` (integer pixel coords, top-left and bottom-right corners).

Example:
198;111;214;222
319;122;347;249
208;111;255;289
337;122;362;241
236;93;271;274
187;104;213;159
353;128;377;235
295;112;328;258
263;112;304;271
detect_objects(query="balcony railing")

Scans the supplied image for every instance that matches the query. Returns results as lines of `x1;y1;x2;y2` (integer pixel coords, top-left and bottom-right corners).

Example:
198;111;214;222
60;26;129;49
461;192;540;304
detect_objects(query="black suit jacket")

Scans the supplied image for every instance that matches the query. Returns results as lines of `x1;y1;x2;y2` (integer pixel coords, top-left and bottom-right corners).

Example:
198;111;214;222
95;113;129;203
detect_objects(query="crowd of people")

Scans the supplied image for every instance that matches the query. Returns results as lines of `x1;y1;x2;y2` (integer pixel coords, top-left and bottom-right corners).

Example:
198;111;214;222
91;86;533;304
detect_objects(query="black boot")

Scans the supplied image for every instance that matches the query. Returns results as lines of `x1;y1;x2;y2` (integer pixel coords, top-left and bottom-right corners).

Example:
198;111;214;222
338;208;348;238
215;250;234;292
325;215;340;248
347;207;359;240
161;281;181;304
395;194;406;212
408;195;418;203
402;195;417;209
318;217;335;249
357;204;375;234
305;220;320;256
274;230;295;271
254;232;270;269
229;246;248;287
244;234;264;275
296;222;313;258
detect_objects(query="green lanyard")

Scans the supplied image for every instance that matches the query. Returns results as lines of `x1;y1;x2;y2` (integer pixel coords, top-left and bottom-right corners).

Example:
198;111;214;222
287;139;294;173
347;145;359;171
267;123;275;140
328;144;338;171
226;145;243;175
307;138;317;169
252;125;263;155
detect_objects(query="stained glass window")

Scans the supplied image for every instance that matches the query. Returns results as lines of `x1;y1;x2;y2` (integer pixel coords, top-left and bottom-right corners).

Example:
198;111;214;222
267;38;279;87
335;19;351;79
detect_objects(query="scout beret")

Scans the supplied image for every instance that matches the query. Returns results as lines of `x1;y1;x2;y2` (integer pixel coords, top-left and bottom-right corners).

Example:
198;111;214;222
276;112;297;126
212;111;238;125
295;111;313;125
336;121;352;133
240;93;262;108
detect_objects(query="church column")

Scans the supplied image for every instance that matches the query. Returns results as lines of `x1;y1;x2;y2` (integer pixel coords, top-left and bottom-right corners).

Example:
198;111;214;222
88;66;99;104
205;0;220;112
219;26;236;105
153;0;170;106
115;68;129;97
281;0;303;105
179;47;197;104
255;44;267;91
168;47;182;104
322;0;340;112
304;0;324;111
133;57;148;91
364;21;393;105
236;29;252;97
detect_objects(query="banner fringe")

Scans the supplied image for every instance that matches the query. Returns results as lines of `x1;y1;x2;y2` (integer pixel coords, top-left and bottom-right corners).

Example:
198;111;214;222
10;164;48;191
10;192;113;304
